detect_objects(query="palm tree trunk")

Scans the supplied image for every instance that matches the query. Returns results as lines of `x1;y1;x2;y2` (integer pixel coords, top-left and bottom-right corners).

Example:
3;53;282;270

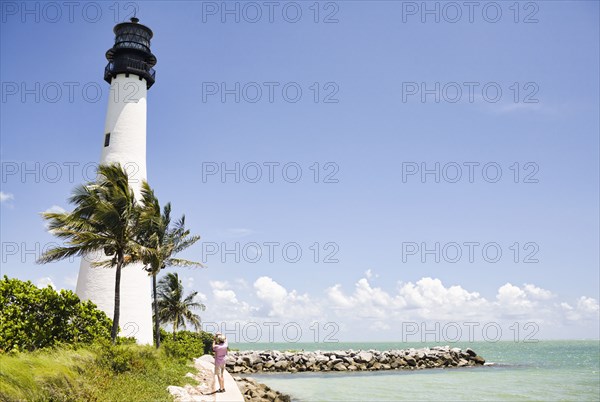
173;320;177;341
153;273;160;348
111;256;123;344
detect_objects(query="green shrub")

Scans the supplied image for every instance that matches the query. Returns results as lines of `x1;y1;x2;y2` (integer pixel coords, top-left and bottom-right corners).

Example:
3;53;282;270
0;276;112;352
160;329;212;361
93;340;157;374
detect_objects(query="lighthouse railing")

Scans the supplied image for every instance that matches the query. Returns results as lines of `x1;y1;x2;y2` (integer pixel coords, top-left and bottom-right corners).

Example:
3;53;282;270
104;58;156;83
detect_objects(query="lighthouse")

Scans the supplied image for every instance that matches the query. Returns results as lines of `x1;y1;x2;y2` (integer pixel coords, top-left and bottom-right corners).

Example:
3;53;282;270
75;17;157;344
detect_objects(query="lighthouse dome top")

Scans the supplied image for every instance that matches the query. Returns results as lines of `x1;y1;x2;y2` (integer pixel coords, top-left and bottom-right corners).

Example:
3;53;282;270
112;17;154;54
104;17;157;89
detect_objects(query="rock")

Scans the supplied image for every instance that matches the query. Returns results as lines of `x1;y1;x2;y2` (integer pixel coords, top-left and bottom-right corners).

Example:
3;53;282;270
274;360;289;370
167;386;187;399
395;357;407;366
316;355;329;363
470;355;485;365
333;362;348;371
465;348;477;357
248;352;262;365
356;351;373;363
405;356;417;366
236;377;292;402
329;358;343;366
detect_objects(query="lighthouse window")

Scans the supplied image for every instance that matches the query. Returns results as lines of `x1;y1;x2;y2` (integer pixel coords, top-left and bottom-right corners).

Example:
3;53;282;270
104;133;110;147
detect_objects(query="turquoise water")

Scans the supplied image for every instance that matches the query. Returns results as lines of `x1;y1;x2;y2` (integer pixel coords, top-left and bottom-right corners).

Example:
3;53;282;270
233;341;600;401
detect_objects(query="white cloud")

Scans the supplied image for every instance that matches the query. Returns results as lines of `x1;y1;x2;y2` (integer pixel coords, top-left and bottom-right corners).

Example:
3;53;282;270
496;283;532;308
234;278;249;288
0;192;14;203
398;277;486;315
43;205;66;214
523;283;554;300
208;280;255;318
254;276;321;319
326;277;570;325
577;297;600;314
561;297;599;322
213;288;239;304
364;269;378;279
194;273;597;340
36;277;56;289
328;276;487;321
209;280;230;290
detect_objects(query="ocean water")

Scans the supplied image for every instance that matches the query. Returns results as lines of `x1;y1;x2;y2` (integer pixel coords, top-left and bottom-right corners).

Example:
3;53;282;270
233;341;600;401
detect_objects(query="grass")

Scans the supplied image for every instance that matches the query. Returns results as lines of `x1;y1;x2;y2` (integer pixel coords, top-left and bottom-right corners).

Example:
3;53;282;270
0;343;197;402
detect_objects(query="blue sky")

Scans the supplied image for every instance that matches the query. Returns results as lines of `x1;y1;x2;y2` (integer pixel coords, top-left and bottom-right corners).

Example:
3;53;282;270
1;1;598;341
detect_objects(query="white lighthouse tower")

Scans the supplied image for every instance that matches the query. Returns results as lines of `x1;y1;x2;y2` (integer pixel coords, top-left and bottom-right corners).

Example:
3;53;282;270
75;17;157;344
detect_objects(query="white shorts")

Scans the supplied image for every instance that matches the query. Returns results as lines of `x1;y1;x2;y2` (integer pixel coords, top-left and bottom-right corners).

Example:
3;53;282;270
214;362;225;376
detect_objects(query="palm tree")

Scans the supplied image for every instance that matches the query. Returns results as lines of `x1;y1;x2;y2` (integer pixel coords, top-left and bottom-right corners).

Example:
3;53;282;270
156;272;205;340
137;183;203;347
38;164;146;343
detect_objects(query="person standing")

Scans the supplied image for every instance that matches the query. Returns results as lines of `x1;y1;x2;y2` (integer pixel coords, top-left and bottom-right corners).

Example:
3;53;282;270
213;333;228;393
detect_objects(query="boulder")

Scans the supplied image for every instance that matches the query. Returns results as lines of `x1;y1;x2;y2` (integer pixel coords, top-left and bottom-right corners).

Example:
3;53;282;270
405;356;417;367
274;360;289;370
470;355;485;365
167;386;187;399
343;357;355;365
356;351;373;363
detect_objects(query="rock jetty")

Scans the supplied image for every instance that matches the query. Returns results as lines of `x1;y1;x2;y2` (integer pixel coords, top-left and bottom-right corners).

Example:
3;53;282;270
234;377;291;402
226;346;485;374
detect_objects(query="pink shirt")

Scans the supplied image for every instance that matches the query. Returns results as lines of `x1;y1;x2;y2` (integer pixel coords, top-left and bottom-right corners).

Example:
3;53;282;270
213;340;228;366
